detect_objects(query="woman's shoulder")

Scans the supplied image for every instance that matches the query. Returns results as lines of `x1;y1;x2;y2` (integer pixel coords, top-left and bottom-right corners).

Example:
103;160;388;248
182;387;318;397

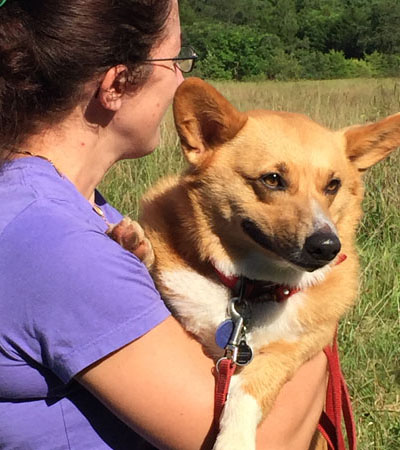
0;174;170;386
0;157;122;245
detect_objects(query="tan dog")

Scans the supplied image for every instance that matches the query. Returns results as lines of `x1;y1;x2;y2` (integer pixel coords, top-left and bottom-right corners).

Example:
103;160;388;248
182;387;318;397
110;78;400;449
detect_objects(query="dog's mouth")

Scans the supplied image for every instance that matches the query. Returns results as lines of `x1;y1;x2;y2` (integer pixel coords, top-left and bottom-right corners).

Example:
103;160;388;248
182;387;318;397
241;219;341;272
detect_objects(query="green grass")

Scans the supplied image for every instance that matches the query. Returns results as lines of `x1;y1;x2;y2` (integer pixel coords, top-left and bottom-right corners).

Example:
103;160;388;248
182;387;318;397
100;78;400;449
340;155;400;449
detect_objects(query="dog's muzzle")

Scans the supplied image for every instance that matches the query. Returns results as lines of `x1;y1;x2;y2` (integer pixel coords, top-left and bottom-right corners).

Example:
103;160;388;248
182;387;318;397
242;219;341;271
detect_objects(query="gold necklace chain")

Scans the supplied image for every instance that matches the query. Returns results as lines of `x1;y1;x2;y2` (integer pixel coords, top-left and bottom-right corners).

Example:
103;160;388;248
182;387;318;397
13;150;109;224
14;150;64;177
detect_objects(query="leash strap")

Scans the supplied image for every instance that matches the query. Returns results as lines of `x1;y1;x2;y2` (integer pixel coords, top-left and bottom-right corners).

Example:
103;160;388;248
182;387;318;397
214;358;237;422
318;335;357;450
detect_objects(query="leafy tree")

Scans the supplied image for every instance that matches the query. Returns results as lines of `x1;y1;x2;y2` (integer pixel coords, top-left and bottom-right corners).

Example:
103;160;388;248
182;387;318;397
366;0;400;54
184;21;290;80
327;1;371;58
268;0;299;48
297;0;345;52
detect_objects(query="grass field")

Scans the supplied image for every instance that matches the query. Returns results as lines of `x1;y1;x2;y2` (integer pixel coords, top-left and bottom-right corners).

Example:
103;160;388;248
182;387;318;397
100;78;400;449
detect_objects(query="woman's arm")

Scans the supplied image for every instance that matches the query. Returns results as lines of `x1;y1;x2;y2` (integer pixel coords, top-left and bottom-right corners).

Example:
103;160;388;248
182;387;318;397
256;349;327;449
76;316;327;450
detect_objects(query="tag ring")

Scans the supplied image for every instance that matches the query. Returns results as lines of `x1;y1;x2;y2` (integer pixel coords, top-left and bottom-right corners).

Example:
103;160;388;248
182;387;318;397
215;356;234;373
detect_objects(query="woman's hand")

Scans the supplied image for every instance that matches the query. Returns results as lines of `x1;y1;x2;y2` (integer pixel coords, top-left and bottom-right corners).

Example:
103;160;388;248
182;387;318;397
76;316;328;450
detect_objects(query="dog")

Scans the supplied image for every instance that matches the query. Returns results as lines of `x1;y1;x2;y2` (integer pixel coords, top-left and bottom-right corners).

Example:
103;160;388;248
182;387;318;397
109;77;400;449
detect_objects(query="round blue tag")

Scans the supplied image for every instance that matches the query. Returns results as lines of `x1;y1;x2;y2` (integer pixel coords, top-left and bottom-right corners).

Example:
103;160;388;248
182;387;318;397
215;319;234;349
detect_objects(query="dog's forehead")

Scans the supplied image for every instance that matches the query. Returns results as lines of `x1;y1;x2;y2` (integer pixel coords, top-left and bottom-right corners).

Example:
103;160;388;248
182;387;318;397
230;110;345;170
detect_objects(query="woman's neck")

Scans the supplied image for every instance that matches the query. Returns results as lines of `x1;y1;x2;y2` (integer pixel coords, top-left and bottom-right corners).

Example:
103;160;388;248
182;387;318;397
22;111;119;203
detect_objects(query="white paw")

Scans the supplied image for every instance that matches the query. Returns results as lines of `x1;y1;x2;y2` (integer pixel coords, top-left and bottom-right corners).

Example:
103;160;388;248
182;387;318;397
213;377;262;450
213;432;255;450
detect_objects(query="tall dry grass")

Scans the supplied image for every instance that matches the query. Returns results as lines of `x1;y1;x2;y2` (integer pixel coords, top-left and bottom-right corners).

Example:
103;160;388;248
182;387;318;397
100;78;400;449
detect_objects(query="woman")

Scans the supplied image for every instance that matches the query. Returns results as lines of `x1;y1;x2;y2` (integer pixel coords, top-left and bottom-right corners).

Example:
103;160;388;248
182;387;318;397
0;1;328;448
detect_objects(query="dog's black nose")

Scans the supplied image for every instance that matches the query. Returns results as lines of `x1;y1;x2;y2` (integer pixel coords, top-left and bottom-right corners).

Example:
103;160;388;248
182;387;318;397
304;231;341;264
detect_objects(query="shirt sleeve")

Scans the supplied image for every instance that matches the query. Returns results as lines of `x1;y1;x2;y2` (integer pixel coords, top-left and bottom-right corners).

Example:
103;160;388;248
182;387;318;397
0;200;170;383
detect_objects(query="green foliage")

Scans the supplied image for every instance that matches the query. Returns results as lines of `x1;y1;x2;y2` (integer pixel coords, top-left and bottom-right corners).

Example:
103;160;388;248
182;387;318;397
365;52;400;77
297;0;346;52
184;22;286;80
366;0;400;54
344;58;375;78
181;0;400;81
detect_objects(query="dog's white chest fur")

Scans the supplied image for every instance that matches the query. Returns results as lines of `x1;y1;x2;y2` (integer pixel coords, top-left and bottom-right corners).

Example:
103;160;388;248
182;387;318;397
159;268;305;356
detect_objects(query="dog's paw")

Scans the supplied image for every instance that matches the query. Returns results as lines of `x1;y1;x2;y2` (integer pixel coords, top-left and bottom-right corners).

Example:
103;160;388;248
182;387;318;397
213;431;255;450
107;217;155;268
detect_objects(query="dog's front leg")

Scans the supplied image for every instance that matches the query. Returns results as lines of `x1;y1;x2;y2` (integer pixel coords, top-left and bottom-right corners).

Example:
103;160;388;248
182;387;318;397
213;355;296;450
213;373;262;450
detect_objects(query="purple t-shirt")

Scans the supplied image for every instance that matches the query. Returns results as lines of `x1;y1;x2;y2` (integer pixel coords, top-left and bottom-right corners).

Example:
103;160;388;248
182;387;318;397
0;157;170;449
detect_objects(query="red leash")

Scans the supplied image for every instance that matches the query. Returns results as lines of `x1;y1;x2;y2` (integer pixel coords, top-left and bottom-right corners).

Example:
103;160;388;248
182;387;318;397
318;335;357;450
214;358;237;421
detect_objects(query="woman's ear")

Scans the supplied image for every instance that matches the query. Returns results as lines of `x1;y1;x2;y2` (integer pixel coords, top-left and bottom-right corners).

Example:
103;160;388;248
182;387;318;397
97;65;128;111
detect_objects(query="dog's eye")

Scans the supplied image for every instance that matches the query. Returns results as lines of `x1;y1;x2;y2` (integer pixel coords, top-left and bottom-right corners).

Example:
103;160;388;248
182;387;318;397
260;173;286;190
325;179;341;195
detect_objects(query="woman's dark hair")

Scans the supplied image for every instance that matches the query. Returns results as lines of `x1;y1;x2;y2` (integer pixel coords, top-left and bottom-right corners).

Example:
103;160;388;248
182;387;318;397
0;0;172;160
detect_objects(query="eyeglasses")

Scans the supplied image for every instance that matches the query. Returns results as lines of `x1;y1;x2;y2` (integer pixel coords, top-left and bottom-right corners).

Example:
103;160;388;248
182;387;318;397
142;46;198;73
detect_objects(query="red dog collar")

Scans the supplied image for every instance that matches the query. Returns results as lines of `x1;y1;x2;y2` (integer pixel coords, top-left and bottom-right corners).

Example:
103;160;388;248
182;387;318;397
214;253;347;303
214;268;299;302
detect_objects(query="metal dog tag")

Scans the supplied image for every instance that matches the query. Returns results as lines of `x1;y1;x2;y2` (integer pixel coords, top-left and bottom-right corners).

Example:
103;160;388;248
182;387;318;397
215;319;234;349
236;340;253;366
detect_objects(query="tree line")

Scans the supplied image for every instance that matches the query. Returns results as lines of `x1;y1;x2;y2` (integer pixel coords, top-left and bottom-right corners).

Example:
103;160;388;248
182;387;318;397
180;0;400;80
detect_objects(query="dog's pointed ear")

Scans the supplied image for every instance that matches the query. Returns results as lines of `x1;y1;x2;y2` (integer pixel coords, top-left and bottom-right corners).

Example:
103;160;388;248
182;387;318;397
173;78;248;166
343;113;400;172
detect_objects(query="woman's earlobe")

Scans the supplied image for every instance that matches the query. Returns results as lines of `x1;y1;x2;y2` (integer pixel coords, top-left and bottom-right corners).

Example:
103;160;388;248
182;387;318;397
99;88;123;111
